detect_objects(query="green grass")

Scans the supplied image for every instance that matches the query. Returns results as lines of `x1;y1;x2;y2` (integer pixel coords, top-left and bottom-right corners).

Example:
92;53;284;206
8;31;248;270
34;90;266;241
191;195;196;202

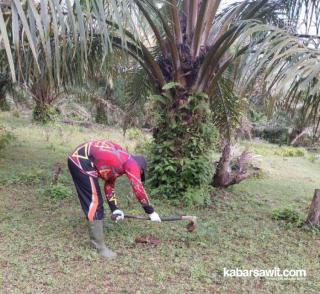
0;112;320;293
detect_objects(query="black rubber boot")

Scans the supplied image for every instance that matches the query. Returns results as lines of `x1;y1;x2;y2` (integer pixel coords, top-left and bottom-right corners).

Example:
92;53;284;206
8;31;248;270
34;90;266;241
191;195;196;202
88;220;117;259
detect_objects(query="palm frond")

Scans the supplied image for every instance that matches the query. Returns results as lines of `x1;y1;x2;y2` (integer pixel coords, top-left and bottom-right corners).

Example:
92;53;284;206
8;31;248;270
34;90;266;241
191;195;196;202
211;75;245;140
0;0;144;86
237;21;320;134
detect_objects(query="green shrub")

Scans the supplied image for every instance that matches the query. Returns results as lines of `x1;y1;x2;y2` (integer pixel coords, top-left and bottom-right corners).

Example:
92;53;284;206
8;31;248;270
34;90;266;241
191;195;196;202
252;110;291;145
127;128;143;140
253;127;289;145
274;146;305;157
272;207;303;225
42;184;73;201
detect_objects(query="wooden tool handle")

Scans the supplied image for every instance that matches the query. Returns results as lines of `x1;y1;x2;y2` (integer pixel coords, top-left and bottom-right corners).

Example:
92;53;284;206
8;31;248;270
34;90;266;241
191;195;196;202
111;214;196;223
124;214;182;221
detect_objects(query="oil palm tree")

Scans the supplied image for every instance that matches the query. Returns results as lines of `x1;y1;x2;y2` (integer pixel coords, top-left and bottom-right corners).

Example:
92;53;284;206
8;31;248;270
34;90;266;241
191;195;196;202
238;23;320;142
0;0;319;196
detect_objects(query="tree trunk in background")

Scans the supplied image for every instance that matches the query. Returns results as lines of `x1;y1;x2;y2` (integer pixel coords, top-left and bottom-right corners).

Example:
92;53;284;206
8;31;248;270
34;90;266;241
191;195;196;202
290;128;306;146
52;163;62;185
212;142;250;188
306;189;320;226
95;103;109;125
0;91;7;111
30;78;59;123
95;83;113;125
32;101;56;123
0;78;10;111
90;94;125;127
212;142;232;187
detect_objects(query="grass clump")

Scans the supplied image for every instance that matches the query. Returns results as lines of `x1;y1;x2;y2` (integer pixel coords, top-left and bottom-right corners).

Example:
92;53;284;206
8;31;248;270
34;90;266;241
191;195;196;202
274;146;305;157
182;185;213;207
307;154;318;163
0;169;45;186
272;207;304;226
41;183;73;201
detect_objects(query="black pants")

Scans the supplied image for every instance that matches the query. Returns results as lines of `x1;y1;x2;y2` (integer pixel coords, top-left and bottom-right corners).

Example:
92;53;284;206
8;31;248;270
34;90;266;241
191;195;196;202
68;158;104;221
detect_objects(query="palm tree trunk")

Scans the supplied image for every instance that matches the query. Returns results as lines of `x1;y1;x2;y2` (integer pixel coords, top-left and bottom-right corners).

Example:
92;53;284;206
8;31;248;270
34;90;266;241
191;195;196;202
212;141;250;187
306;189;320;226
290;128;307;146
0;78;9;111
30;78;56;123
212;142;232;187
148;91;216;200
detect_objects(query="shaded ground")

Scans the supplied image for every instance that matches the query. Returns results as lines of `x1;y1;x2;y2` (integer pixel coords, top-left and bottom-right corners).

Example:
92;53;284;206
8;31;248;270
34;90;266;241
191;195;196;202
0;112;320;293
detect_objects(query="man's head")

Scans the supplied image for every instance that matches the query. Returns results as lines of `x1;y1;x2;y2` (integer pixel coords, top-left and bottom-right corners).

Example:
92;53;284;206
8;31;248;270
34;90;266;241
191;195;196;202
131;155;147;182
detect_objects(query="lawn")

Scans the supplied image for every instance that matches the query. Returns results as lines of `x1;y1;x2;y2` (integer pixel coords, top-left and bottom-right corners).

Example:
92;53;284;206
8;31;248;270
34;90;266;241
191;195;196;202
0;112;320;293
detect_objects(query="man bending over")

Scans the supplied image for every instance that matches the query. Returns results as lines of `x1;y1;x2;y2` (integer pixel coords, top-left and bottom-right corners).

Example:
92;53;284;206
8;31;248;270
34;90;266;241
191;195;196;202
68;140;161;259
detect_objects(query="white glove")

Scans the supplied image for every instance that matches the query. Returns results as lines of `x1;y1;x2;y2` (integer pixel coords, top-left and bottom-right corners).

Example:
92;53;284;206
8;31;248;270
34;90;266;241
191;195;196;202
112;209;124;222
149;211;161;222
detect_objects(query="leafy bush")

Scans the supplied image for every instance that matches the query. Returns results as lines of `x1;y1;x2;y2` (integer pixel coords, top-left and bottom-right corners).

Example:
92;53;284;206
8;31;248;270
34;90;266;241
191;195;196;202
272;207;303;225
0;124;14;150
274;146;305;157
252;111;291;145
42;184;73;201
253;127;289;145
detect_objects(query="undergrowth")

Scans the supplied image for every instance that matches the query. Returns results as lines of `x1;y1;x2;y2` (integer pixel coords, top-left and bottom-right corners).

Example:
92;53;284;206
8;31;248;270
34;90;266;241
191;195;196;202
0;124;14;150
274;146;305;157
148;86;219;205
41;183;73;201
272;207;304;227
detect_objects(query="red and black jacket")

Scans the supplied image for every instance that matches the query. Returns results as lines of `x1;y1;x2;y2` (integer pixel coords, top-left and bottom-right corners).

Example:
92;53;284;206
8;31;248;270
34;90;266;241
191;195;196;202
68;140;154;214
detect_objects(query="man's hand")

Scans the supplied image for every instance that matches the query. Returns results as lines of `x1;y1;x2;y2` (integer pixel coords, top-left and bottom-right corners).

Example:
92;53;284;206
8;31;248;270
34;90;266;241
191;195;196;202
149;211;161;222
112;209;124;222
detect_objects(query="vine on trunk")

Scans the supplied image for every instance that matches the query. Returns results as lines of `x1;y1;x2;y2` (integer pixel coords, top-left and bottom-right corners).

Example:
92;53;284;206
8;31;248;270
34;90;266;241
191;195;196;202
147;86;218;205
